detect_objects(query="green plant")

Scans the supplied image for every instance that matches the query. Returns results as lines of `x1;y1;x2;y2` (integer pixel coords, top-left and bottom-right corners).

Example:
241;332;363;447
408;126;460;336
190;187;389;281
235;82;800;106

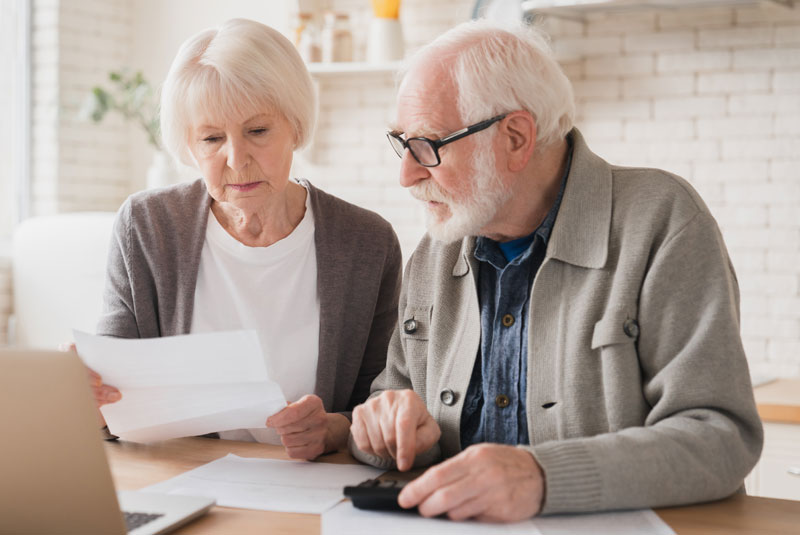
82;70;162;151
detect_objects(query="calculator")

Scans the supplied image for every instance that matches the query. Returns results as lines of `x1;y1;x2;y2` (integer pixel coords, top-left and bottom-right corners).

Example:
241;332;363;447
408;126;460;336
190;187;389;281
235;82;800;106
343;478;416;512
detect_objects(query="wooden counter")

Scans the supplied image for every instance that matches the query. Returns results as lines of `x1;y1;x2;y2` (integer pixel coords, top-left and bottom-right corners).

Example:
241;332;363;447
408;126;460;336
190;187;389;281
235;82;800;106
754;378;800;424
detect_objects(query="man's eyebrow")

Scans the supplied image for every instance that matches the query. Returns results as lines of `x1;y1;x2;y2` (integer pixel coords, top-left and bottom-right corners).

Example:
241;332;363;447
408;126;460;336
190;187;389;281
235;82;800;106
393;121;447;139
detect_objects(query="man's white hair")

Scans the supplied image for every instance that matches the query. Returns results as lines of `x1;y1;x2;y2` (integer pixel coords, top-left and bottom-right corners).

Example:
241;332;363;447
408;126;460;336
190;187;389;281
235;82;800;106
404;19;575;149
160;18;316;167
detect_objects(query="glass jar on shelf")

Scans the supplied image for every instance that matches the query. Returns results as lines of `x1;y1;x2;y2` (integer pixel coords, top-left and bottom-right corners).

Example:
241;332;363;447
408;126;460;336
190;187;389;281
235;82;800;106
293;12;321;64
321;11;353;63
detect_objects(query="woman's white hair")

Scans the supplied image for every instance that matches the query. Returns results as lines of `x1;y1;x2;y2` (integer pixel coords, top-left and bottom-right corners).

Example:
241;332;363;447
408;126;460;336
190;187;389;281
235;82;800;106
160;18;316;166
405;19;575;149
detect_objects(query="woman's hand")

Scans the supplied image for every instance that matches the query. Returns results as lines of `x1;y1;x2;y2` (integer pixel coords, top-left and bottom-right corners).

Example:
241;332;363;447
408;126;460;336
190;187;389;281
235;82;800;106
266;394;350;460
86;367;122;408
60;343;121;425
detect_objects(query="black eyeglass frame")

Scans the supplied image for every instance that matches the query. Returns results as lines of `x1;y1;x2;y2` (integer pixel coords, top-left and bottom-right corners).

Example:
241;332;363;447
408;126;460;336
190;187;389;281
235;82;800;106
387;113;508;168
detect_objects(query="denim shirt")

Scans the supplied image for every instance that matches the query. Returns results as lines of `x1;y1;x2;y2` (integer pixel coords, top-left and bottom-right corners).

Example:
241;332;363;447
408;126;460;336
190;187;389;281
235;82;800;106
460;143;572;449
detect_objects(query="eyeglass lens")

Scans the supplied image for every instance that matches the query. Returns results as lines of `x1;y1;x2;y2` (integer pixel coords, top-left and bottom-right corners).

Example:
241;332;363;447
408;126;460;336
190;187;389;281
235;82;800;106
407;139;437;166
388;134;439;167
388;134;405;158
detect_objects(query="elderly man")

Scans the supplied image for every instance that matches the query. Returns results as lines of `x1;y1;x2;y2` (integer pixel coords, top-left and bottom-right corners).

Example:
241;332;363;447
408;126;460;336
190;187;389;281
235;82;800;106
349;20;763;523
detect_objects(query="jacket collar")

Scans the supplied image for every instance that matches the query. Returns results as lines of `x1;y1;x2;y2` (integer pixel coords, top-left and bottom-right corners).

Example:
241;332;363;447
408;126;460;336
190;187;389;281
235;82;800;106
452;127;611;276
545;128;611;269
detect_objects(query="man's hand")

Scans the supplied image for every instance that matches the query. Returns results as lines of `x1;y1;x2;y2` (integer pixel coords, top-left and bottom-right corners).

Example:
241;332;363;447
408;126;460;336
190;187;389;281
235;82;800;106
351;389;441;471
398;443;545;522
267;394;349;460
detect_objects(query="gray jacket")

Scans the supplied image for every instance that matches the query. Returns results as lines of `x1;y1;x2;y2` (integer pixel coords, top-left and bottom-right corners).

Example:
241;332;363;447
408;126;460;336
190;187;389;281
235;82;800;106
97;178;402;417
356;129;763;514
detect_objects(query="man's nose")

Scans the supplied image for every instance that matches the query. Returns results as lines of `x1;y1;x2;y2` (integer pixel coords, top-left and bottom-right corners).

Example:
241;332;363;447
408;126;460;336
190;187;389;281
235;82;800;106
398;150;430;188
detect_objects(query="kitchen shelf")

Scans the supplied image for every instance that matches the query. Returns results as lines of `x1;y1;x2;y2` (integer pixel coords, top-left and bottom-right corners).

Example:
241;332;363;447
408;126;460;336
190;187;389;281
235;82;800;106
306;61;402;76
521;0;796;19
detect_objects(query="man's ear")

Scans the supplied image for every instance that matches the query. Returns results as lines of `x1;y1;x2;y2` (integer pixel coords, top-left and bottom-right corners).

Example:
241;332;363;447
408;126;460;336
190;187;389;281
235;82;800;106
499;111;536;173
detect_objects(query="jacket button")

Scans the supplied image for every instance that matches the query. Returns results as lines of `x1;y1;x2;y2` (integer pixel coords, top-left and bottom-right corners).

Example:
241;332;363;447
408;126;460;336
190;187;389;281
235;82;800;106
403;319;417;334
623;319;639;339
501;314;515;327
495;394;510;408
440;389;456;406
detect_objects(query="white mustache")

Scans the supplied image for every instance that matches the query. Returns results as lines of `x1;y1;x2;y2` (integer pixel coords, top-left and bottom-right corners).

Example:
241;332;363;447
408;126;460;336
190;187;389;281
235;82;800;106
409;181;450;204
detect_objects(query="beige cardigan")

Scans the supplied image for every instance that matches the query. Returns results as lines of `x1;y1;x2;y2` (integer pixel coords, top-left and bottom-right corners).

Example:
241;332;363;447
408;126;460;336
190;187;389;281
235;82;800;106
357;129;763;515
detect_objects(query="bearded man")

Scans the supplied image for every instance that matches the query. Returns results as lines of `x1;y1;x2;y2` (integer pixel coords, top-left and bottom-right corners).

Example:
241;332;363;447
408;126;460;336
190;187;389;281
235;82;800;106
349;19;763;523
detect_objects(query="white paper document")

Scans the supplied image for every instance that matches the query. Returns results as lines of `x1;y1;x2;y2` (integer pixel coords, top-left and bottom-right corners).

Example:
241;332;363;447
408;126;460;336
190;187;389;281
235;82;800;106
322;501;676;535
144;454;385;514
323;501;542;535
73;330;287;442
533;508;675;535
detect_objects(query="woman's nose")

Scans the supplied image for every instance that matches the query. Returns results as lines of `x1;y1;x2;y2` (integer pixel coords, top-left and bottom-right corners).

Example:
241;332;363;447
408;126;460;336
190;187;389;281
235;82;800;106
226;137;250;172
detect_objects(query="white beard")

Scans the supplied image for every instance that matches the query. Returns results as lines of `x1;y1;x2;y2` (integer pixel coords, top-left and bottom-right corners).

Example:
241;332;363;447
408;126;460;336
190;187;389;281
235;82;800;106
411;141;512;243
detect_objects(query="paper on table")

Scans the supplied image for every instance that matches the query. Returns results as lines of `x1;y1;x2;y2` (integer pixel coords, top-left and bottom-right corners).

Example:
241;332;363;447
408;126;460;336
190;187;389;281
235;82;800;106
73;330;287;442
144;454;385;514
534;508;675;535
322;501;542;535
322;501;676;535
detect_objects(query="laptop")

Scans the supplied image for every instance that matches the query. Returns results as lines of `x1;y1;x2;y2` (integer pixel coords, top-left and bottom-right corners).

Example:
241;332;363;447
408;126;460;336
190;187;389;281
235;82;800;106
0;348;215;535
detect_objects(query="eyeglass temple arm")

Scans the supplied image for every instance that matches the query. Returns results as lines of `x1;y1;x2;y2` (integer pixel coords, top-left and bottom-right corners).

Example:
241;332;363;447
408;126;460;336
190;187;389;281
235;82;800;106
434;114;508;147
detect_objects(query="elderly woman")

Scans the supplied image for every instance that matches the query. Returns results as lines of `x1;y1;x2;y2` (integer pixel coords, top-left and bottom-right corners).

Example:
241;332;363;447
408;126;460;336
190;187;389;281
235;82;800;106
87;18;401;460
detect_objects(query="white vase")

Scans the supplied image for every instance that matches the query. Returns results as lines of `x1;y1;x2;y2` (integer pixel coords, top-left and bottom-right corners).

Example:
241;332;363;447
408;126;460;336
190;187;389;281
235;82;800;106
367;17;404;63
146;151;173;190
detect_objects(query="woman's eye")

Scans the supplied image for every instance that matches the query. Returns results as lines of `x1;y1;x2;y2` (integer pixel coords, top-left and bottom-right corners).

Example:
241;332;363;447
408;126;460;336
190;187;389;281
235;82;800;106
249;128;267;135
202;136;222;143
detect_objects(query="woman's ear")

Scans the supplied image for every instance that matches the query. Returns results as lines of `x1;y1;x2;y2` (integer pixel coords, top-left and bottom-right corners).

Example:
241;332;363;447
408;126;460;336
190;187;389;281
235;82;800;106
499;111;536;173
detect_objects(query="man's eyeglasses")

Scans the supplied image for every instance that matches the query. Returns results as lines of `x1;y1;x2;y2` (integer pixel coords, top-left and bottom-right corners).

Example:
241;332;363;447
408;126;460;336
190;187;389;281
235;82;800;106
387;114;507;168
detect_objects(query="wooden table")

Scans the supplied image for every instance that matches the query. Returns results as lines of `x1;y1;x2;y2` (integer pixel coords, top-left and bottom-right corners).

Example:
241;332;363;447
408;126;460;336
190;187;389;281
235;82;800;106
106;438;800;535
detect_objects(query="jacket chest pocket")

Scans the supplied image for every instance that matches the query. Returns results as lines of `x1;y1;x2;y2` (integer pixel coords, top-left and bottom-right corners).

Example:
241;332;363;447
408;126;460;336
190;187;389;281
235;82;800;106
401;305;431;342
591;313;639;350
401;305;432;368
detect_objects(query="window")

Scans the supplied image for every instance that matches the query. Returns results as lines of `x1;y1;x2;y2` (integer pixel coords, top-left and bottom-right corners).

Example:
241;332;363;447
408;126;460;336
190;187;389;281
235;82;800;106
0;0;30;239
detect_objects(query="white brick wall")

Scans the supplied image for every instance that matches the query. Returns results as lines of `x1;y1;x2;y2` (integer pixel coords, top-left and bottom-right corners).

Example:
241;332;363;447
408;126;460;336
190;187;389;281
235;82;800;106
29;0;132;219
55;0;132;215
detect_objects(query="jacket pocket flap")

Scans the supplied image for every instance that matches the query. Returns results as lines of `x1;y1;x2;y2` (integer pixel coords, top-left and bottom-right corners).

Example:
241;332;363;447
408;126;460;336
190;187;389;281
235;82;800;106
591;314;635;349
401;305;431;340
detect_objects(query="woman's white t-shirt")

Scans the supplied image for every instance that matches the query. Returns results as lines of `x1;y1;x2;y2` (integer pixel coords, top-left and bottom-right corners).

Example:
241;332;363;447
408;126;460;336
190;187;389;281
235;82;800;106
190;190;319;444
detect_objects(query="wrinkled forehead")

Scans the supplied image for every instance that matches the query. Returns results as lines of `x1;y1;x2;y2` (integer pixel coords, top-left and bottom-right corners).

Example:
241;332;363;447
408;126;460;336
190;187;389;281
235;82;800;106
393;61;460;137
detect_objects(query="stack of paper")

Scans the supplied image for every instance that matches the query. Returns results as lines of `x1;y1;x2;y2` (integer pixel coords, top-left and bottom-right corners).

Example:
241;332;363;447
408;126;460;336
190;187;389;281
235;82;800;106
73;330;287;442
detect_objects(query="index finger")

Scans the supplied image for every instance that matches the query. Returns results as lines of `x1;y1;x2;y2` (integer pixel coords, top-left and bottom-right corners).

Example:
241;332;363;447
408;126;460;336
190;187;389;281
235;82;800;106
394;404;418;471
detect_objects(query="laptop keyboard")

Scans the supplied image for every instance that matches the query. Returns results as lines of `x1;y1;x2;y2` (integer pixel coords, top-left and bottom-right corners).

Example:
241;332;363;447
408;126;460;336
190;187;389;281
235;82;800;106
124;511;164;532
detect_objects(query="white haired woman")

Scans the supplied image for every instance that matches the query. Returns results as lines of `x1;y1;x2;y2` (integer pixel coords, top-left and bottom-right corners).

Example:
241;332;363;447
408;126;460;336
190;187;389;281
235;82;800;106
86;18;402;460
